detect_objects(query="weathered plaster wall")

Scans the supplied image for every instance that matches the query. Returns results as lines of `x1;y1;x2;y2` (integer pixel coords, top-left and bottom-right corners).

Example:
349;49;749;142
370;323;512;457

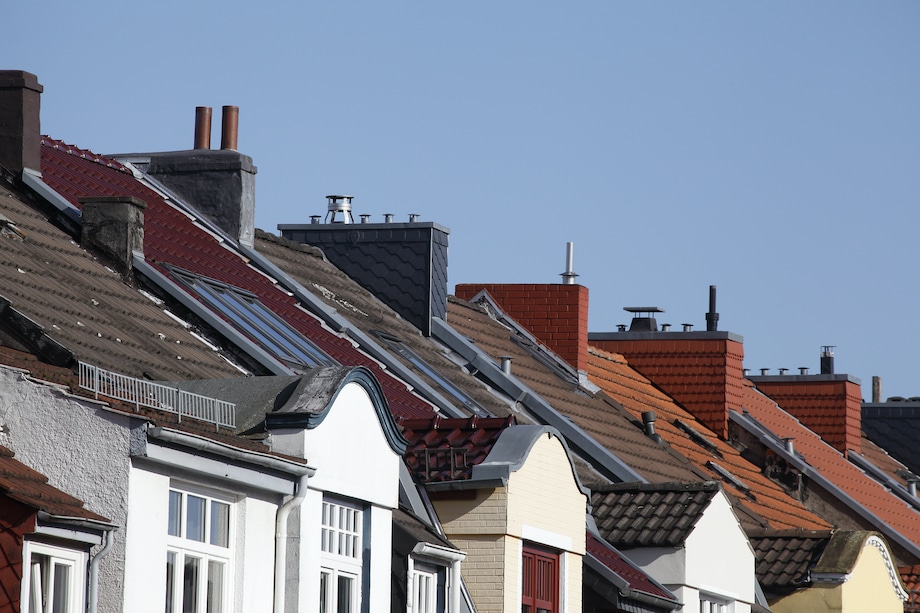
0;367;135;613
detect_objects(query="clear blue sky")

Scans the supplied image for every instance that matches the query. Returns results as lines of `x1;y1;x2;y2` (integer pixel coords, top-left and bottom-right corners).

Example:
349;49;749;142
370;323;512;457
6;2;919;398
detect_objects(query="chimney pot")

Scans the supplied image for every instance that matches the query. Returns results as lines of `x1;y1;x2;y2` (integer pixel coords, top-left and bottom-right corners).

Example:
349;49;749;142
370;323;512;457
783;437;795;454
617;324;626;332
325;195;354;224
760;368;770;376
661;323;671;332
820;345;835;375
310;215;321;224
360;214;371;224
560;242;579;285
194;106;212;150
220;105;239;151
799;367;809;375
384;213;394;223
682;323;693;332
743;368;750;376
706;285;719;331
872;376;882;403
779;368;788;376
409;213;420;223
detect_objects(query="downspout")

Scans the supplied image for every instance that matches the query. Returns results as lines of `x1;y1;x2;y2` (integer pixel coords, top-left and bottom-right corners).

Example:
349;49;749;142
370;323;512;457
88;529;115;613
275;470;314;613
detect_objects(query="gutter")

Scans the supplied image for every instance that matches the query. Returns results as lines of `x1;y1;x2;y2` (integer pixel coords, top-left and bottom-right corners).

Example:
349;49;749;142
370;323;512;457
431;317;647;484
730;410;920;561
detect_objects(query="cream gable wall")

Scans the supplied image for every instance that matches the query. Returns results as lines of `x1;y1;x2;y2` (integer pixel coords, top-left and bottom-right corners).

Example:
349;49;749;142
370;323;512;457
771;535;907;613
433;430;587;613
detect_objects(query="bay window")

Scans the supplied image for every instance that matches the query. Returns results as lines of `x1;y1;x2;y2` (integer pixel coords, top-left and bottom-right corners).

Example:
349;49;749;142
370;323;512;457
21;542;87;613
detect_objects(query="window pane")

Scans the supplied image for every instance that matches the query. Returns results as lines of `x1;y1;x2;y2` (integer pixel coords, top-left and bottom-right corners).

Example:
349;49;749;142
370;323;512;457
210;501;230;548
207;560;224;613
166;552;177;613
168;491;183;537
30;557;46;613
186;496;206;543
337;575;353;613
183;556;201;613
319;571;330;613
51;562;70;613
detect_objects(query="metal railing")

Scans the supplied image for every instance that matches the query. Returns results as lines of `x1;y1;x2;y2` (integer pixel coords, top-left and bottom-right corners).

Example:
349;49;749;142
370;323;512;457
78;362;235;430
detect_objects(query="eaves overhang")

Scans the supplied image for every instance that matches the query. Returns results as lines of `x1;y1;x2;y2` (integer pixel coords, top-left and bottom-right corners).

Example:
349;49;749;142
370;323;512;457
730;409;920;561
35;512;117;547
431;316;646;484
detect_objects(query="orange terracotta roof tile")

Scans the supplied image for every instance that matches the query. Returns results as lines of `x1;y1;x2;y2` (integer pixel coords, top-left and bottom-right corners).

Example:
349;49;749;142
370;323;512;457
587;347;829;532
901;564;920;612
739;382;920;559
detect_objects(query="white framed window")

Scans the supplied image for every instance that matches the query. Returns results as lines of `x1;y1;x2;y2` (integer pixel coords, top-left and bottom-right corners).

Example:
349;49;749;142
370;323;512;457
319;498;363;613
165;487;233;613
699;593;734;613
21;542;87;613
410;562;446;613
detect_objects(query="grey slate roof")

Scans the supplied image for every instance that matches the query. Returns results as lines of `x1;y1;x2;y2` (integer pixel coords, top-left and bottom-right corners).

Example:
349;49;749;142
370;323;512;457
862;401;920;475
591;481;721;548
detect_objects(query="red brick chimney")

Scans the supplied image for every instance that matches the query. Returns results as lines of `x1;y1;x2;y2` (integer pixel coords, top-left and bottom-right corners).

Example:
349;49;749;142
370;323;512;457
590;326;746;439
455;283;590;373
0;70;43;177
747;348;862;455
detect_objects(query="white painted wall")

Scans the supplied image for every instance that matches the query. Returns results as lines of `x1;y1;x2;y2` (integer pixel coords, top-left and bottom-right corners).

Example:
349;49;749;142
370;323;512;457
684;490;754;613
0;367;135;613
123;466;168;613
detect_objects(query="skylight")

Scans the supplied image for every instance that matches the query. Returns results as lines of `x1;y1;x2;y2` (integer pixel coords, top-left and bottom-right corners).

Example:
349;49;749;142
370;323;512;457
372;330;488;416
169;267;335;370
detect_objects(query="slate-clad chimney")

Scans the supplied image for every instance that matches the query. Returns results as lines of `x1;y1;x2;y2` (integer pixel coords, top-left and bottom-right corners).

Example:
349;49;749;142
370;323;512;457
0;70;43;177
279;211;449;337
79;196;146;275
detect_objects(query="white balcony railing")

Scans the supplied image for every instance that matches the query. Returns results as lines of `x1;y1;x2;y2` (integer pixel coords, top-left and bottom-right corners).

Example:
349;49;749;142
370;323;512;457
78;362;235;430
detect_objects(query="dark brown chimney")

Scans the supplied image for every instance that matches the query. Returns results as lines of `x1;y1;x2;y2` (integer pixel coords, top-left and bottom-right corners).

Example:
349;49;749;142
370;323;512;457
194;107;212;150
0;70;43;176
221;106;239;151
79;196;147;275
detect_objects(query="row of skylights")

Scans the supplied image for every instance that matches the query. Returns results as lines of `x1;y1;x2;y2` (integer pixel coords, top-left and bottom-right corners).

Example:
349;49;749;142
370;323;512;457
373;330;488;416
169;267;335;371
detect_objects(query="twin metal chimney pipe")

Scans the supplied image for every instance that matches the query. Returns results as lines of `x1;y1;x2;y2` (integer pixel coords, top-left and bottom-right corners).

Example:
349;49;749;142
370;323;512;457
194;106;239;151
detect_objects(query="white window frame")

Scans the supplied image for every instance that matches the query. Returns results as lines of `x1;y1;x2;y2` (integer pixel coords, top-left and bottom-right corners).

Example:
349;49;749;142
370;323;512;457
408;560;443;613
319;498;364;613
699;592;734;613
165;486;234;613
21;541;87;613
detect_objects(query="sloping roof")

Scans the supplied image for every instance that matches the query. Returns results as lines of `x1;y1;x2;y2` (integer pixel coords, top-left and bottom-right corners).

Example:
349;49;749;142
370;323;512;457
0;444;108;523
444;297;702;485
400;416;515;483
749;530;831;592
586;346;829;532
0;176;240;381
37;138;436;420
254;230;505;417
736;382;920;561
863;401;920;475
585;532;680;610
591;482;720;548
900;564;920;613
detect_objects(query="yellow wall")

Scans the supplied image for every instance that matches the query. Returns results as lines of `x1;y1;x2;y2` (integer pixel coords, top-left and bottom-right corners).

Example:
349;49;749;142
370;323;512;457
432;432;587;613
770;537;906;613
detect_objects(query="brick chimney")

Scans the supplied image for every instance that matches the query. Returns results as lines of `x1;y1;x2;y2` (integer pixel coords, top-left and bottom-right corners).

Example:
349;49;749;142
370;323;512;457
454;283;590;373
0;70;43;176
747;348;862;455
590;325;745;439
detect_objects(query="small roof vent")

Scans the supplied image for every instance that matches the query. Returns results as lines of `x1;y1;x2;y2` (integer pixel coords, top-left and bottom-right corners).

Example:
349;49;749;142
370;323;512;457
325;195;354;224
624;307;663;332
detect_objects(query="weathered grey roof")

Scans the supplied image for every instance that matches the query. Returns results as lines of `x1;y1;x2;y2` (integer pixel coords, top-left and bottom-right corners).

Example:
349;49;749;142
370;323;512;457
591;481;721;548
0;180;242;381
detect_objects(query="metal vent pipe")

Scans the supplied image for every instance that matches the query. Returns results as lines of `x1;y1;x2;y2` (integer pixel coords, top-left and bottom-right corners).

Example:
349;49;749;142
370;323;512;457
194;106;212;149
220;105;239;150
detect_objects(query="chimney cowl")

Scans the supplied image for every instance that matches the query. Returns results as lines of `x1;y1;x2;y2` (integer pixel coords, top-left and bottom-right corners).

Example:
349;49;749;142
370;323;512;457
325;195;354;224
624;307;663;332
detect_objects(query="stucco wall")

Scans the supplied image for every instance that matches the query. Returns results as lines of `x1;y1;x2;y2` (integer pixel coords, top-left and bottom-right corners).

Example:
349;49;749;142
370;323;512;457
0;367;135;613
684;490;754;611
